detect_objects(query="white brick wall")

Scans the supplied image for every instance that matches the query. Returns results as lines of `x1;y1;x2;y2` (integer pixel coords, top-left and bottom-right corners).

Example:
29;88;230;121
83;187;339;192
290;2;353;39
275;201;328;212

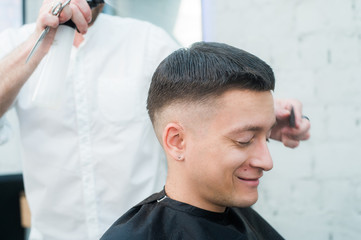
204;0;361;239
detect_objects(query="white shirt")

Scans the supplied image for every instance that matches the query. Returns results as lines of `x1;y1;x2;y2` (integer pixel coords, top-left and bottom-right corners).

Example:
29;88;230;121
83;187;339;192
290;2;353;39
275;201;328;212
0;14;179;240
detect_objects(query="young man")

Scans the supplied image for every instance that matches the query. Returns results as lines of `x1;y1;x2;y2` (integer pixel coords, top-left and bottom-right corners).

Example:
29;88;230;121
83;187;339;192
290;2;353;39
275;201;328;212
100;42;285;239
0;1;308;239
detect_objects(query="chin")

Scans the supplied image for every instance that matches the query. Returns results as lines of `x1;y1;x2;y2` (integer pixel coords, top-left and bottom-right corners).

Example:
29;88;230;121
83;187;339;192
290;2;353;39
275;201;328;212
234;193;259;208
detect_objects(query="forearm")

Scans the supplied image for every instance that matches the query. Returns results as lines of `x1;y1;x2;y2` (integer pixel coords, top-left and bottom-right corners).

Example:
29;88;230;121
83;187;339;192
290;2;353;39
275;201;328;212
0;33;48;117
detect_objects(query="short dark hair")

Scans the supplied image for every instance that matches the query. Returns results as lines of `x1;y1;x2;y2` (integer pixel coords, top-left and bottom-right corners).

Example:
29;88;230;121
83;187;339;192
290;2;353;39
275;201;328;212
147;42;275;123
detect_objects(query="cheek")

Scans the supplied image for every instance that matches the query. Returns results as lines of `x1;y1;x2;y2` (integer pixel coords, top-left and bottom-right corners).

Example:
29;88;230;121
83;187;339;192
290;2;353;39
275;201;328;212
186;141;213;168
225;145;250;168
196;146;243;182
186;138;221;177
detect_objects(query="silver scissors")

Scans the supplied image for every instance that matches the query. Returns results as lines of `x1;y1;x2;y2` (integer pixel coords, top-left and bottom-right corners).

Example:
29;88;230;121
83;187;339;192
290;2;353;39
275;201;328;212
26;0;72;63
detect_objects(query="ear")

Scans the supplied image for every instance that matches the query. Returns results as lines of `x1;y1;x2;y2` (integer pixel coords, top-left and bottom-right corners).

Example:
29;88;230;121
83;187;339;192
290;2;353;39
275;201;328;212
162;122;186;161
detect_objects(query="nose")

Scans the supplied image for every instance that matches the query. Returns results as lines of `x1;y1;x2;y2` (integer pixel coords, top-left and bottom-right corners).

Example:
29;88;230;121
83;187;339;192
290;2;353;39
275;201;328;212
249;140;273;171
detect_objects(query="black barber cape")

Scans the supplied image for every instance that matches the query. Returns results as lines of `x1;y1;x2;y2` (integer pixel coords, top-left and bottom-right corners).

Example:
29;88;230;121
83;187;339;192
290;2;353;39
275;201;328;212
101;189;284;240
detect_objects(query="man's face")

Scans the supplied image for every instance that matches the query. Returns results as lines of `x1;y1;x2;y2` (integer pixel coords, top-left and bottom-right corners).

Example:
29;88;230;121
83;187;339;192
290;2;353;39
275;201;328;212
183;89;276;212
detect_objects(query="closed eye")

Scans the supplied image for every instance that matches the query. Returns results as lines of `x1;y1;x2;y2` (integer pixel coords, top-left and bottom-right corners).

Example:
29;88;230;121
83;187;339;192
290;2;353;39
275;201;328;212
237;139;253;147
237;137;269;146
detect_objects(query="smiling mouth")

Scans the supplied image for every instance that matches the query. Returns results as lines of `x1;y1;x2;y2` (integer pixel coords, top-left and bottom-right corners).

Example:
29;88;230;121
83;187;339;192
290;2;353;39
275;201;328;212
237;177;260;187
238;177;259;181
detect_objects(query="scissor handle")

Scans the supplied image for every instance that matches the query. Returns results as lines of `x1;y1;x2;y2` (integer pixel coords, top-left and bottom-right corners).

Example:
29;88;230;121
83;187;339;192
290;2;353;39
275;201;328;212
52;2;63;16
52;0;72;16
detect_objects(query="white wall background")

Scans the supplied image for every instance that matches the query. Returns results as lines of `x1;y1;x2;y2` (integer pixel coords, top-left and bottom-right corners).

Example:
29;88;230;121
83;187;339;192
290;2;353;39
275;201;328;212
204;0;361;239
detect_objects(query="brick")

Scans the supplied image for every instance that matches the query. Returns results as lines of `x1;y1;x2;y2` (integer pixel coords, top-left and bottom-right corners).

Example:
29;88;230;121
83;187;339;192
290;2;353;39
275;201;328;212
313;142;361;179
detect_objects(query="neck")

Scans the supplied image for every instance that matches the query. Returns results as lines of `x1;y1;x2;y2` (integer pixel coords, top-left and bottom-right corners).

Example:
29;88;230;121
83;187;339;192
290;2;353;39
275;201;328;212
165;174;226;213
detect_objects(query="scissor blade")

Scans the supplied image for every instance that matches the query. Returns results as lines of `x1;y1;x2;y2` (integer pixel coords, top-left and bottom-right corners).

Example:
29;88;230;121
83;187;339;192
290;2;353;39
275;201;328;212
25;0;71;63
25;27;49;63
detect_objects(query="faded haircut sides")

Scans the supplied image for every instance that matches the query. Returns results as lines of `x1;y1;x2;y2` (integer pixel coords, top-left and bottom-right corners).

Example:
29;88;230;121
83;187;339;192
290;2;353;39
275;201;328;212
147;42;275;124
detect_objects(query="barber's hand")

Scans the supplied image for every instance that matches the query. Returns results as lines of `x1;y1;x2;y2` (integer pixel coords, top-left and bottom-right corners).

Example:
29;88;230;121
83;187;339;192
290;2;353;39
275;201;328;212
270;98;311;148
33;0;92;51
58;0;92;34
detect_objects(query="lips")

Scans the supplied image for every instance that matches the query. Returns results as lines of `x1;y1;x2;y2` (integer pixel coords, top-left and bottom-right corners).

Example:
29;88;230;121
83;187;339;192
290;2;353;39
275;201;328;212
237;177;261;187
238;177;259;181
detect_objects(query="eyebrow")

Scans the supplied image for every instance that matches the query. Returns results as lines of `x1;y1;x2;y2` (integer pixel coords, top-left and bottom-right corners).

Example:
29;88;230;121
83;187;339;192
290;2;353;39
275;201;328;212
229;121;277;134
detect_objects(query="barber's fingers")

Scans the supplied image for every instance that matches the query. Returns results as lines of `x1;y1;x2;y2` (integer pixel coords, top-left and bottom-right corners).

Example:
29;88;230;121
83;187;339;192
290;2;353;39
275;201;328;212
298;117;311;139
282;118;311;141
37;12;59;29
61;0;92;34
282;135;300;149
59;4;73;22
275;98;306;128
71;0;92;23
37;1;61;30
275;108;291;121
